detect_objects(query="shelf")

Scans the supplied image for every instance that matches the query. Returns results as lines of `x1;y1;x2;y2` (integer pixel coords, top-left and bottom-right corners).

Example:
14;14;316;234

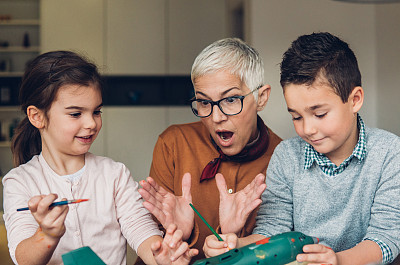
0;106;21;112
0;72;24;77
0;46;40;52
0;141;11;147
0;19;40;26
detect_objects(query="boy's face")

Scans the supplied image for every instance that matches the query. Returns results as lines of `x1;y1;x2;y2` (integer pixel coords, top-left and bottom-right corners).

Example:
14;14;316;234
284;80;362;165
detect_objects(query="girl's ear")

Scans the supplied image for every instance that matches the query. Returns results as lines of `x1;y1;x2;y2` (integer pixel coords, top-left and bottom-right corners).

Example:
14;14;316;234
350;86;364;113
27;106;45;129
256;84;271;111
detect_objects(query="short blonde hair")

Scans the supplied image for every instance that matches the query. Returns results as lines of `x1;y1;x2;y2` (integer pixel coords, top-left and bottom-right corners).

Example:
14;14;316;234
191;38;264;100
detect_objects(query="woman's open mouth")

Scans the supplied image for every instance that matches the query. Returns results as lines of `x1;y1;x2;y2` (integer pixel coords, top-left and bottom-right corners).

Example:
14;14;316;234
218;131;233;141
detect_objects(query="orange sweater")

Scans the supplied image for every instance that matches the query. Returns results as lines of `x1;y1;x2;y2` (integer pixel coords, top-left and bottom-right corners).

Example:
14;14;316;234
136;121;281;264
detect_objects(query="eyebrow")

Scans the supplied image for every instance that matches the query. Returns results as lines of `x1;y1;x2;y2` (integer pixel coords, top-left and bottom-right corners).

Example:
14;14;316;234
65;103;103;110
287;104;326;113
195;87;241;99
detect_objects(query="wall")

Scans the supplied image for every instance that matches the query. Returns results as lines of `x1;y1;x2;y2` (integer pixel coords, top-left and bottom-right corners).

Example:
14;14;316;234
248;0;400;139
376;5;400;135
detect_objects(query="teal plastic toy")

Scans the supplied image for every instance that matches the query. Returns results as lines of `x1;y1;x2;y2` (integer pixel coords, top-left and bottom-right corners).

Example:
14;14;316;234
193;231;319;265
62;246;106;265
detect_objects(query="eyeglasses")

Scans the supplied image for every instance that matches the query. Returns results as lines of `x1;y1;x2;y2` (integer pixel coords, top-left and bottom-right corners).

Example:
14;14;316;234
190;86;261;118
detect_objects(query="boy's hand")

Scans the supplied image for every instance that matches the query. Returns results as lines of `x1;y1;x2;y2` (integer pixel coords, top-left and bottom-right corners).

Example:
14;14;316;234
28;194;69;243
152;224;198;265
296;244;338;265
139;174;194;240
217;173;266;234
203;233;237;258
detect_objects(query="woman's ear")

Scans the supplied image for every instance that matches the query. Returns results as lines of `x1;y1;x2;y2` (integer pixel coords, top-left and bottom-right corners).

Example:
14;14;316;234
27;106;45;129
256;84;271;111
350;86;364;113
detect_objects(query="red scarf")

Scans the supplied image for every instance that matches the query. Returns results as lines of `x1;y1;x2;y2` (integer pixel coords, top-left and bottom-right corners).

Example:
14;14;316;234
200;115;270;182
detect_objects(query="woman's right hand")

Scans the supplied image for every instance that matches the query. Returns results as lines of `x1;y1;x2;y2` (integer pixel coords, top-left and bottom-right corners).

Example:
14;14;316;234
203;233;238;258
28;193;68;242
139;173;194;240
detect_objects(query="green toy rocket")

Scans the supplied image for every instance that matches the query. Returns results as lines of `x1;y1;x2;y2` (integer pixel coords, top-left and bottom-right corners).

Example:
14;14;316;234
62;246;106;265
193;231;319;265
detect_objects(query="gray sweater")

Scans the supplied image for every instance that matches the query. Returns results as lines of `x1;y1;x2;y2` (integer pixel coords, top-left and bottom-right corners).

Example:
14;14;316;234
253;127;400;262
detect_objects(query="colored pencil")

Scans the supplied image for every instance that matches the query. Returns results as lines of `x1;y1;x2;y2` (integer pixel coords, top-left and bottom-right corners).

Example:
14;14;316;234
189;203;223;241
17;199;89;212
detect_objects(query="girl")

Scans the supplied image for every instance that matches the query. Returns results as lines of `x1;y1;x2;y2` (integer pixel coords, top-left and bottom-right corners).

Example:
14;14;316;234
2;51;197;265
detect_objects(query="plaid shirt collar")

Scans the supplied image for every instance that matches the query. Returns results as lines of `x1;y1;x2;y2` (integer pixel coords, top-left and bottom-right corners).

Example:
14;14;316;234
304;114;366;176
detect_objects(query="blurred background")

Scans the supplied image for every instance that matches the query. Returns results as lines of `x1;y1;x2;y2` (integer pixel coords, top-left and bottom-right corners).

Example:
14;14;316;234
0;0;399;264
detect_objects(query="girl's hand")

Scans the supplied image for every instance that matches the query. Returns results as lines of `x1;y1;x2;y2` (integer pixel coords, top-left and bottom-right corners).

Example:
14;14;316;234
139;174;194;240
203;233;237;258
152;224;198;265
217;173;266;234
296;244;338;265
28;194;69;243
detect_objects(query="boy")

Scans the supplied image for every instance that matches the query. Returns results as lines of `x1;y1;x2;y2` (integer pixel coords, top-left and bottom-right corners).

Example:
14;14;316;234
203;32;400;264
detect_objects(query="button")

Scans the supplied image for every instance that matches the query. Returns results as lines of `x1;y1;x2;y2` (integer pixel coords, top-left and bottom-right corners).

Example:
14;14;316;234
74;231;81;237
228;189;233;194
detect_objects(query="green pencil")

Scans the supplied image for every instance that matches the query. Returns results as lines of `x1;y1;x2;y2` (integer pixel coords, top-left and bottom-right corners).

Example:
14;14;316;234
189;203;223;241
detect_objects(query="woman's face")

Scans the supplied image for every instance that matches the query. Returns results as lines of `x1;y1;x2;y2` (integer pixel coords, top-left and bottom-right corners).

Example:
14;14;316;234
193;70;260;156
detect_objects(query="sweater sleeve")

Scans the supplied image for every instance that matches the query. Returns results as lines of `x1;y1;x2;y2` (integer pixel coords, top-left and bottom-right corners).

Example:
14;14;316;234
253;141;294;237
149;129;202;248
149;135;176;193
363;136;400;262
114;163;162;252
2;170;38;264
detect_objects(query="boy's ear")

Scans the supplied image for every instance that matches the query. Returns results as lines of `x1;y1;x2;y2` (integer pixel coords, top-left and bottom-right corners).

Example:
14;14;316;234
27;105;46;129
256;84;271;111
350;86;364;113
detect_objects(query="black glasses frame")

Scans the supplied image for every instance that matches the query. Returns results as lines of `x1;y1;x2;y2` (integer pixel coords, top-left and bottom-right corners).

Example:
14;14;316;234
190;86;262;118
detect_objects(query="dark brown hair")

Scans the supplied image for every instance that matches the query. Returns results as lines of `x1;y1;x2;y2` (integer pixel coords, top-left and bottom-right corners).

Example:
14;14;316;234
280;32;361;103
11;50;103;166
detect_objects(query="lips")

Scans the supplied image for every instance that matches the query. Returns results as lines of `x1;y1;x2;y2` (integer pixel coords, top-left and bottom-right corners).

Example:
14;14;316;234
76;135;94;143
310;137;325;145
216;130;234;147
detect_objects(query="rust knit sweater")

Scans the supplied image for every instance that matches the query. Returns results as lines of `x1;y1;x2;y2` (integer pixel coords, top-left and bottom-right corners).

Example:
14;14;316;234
135;120;281;264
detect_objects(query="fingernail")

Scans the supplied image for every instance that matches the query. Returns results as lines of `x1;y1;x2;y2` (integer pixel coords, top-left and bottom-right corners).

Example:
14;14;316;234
228;243;235;249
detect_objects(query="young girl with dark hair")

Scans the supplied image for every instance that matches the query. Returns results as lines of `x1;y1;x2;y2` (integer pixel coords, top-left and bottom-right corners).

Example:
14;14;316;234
3;51;197;265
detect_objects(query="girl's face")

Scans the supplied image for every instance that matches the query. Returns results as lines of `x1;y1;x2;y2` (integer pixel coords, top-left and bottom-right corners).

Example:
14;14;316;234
41;84;103;159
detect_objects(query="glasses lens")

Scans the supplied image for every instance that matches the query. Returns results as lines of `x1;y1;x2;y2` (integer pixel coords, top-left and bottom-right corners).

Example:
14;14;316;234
191;100;211;117
219;97;242;115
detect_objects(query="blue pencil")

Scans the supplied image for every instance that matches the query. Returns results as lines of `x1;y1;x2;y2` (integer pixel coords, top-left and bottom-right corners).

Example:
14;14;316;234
17;199;89;212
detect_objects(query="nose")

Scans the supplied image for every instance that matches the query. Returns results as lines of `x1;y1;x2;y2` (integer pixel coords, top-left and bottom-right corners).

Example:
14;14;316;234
84;114;98;130
211;104;227;123
303;118;317;136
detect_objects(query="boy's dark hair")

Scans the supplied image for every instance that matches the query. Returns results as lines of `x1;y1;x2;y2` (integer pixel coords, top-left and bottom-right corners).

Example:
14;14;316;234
11;50;103;166
280;32;361;103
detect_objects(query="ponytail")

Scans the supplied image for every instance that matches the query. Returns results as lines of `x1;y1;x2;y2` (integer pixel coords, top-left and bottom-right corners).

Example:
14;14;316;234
11;117;41;167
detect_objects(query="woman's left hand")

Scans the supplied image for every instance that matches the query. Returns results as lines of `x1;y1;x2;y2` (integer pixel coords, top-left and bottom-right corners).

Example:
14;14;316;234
217;173;266;234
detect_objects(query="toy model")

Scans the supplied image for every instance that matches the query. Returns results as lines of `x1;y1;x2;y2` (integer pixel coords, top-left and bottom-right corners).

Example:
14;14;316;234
193;231;319;265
